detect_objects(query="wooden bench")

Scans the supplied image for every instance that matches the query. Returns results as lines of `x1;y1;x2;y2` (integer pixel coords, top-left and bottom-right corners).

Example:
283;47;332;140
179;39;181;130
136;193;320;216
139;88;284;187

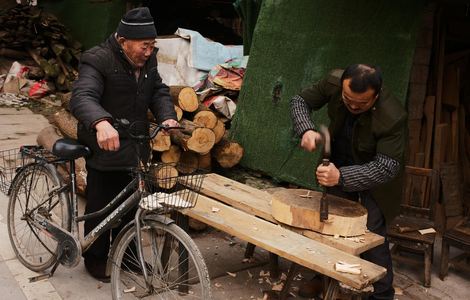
181;173;387;297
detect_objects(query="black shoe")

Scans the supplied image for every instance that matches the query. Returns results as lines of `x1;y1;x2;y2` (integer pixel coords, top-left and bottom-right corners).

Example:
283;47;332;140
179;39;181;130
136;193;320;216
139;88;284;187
84;256;110;283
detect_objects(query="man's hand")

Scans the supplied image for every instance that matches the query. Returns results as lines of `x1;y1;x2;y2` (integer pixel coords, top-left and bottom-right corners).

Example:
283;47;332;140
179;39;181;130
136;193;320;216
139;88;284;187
301;130;322;152
161;119;179;135
95;120;120;151
316;163;340;187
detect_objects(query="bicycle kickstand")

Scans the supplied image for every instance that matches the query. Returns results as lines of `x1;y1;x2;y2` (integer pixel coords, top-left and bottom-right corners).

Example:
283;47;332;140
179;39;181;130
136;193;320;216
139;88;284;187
29;259;60;282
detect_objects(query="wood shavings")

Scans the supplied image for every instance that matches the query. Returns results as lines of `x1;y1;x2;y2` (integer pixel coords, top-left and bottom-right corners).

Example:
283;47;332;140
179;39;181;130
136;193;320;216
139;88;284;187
214;282;222;288
247;270;253;278
123;286;136;293
259;270;270;277
335;261;361;275
419;228;436;235
271;282;284;291
299;191;313;198
242;257;255;263
211;207;220;213
226;271;237;277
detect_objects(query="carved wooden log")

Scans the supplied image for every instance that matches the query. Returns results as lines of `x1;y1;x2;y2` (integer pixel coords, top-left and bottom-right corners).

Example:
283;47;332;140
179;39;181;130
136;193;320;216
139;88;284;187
212;138;243;168
170;86;199;112
151;131;171;151
161;145;182;163
271;189;368;237
52;108;78;139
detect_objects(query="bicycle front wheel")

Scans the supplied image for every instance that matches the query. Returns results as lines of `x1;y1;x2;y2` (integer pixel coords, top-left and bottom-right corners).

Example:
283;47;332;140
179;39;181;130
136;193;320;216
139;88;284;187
7;164;70;271
111;219;212;299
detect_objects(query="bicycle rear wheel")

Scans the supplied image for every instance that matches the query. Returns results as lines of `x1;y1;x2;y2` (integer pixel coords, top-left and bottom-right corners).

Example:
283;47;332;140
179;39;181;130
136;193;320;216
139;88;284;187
110;218;212;299
7;164;70;271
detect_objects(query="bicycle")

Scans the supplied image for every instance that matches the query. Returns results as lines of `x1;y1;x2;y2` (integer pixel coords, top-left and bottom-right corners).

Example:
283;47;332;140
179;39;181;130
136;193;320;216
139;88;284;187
1;119;212;299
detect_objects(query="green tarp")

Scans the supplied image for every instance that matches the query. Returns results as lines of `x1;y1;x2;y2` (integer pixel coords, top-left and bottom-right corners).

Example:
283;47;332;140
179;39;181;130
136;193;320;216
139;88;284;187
231;0;424;216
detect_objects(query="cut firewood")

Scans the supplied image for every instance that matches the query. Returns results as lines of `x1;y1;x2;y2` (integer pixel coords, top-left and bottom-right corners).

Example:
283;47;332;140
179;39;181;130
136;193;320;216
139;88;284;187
174;105;183;121
151;164;178;189
177;151;199;174
161;145;182;163
52;108;78;139
170;86;199;112
171;128;215;154
212;138;243;168
57;92;72;111
212;120;226;144
180;119;204;133
198;153;212;171
192;103;218;129
151;131;171;152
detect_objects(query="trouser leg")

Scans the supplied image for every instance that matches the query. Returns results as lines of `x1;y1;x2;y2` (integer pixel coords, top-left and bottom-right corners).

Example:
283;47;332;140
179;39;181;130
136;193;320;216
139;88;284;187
84;168;133;260
360;194;394;300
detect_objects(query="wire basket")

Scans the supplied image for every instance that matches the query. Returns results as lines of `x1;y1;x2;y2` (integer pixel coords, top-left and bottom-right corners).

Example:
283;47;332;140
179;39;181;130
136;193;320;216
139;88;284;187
0;146;57;195
139;162;206;213
0;148;23;194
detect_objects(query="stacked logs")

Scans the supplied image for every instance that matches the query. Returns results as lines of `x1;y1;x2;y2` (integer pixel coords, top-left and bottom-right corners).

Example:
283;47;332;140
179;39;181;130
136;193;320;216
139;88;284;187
154;86;244;171
0;5;81;91
36;86;244;195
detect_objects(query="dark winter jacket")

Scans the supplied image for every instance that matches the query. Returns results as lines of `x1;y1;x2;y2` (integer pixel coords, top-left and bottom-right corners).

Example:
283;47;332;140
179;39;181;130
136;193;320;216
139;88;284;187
70;34;176;171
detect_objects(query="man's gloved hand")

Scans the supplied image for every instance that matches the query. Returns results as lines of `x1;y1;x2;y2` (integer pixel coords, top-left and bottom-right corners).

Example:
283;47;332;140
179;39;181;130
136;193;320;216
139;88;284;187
95;120;120;151
301;130;322;152
316;162;340;187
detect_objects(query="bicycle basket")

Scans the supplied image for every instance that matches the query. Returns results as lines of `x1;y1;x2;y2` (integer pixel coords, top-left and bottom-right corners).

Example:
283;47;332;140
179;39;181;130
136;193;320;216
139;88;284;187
139;162;206;213
0;148;23;194
0;146;59;195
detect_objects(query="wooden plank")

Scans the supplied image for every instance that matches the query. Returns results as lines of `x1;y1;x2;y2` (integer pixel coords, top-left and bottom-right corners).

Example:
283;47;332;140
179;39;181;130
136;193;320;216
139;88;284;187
183;194;386;290
200;173;276;222
200;173;384;255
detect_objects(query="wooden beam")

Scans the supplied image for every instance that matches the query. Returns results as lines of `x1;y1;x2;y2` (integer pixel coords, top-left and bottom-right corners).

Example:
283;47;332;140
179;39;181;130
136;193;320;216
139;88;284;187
199;173;384;255
182;194;386;290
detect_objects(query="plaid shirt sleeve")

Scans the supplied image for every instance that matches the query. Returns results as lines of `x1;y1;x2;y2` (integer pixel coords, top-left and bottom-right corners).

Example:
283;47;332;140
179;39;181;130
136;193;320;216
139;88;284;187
290;94;316;137
338;153;400;192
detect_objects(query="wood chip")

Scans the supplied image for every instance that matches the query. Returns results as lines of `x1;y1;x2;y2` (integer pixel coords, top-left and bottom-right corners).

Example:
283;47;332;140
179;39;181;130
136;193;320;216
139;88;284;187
272;282;284;291
214;282;222;288
226;271;237;277
259;270;270;277
123;286;136;293
299;191;312;198
419;228;436;235
211;207;220;213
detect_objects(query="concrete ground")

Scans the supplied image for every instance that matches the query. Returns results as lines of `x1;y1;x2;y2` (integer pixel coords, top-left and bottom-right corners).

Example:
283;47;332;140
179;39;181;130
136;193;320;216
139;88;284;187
0;106;469;299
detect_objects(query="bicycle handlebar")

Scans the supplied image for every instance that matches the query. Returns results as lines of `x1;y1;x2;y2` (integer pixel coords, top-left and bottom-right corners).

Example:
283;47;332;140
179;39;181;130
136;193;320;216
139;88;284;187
114;118;184;141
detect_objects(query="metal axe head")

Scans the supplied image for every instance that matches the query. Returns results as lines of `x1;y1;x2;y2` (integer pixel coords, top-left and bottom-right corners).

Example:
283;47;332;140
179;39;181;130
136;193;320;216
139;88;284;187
318;124;331;158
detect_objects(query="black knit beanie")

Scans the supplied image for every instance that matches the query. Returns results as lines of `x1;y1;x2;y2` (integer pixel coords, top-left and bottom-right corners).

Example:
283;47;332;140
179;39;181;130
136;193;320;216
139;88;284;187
116;7;157;39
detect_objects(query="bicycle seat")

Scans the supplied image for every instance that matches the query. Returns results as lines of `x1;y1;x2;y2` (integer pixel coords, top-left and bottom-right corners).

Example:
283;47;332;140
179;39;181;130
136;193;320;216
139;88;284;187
52;138;91;160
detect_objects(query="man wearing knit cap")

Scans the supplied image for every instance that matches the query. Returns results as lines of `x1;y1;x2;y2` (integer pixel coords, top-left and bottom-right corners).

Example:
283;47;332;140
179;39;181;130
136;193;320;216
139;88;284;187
70;7;178;281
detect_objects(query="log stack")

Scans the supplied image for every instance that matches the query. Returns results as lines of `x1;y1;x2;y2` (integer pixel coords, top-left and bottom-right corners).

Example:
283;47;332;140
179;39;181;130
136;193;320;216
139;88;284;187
0;5;81;91
38;85;244;195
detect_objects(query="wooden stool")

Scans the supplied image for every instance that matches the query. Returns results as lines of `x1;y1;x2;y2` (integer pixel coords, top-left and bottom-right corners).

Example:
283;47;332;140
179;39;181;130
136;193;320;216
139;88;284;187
439;222;470;280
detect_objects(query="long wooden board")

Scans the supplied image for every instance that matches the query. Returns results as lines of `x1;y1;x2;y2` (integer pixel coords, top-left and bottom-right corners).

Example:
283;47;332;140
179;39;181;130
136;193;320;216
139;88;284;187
182;194;386;290
200;173;384;255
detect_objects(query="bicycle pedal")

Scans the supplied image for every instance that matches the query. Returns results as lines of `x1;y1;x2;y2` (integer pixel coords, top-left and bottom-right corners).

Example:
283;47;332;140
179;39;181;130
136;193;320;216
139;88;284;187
29;273;52;283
